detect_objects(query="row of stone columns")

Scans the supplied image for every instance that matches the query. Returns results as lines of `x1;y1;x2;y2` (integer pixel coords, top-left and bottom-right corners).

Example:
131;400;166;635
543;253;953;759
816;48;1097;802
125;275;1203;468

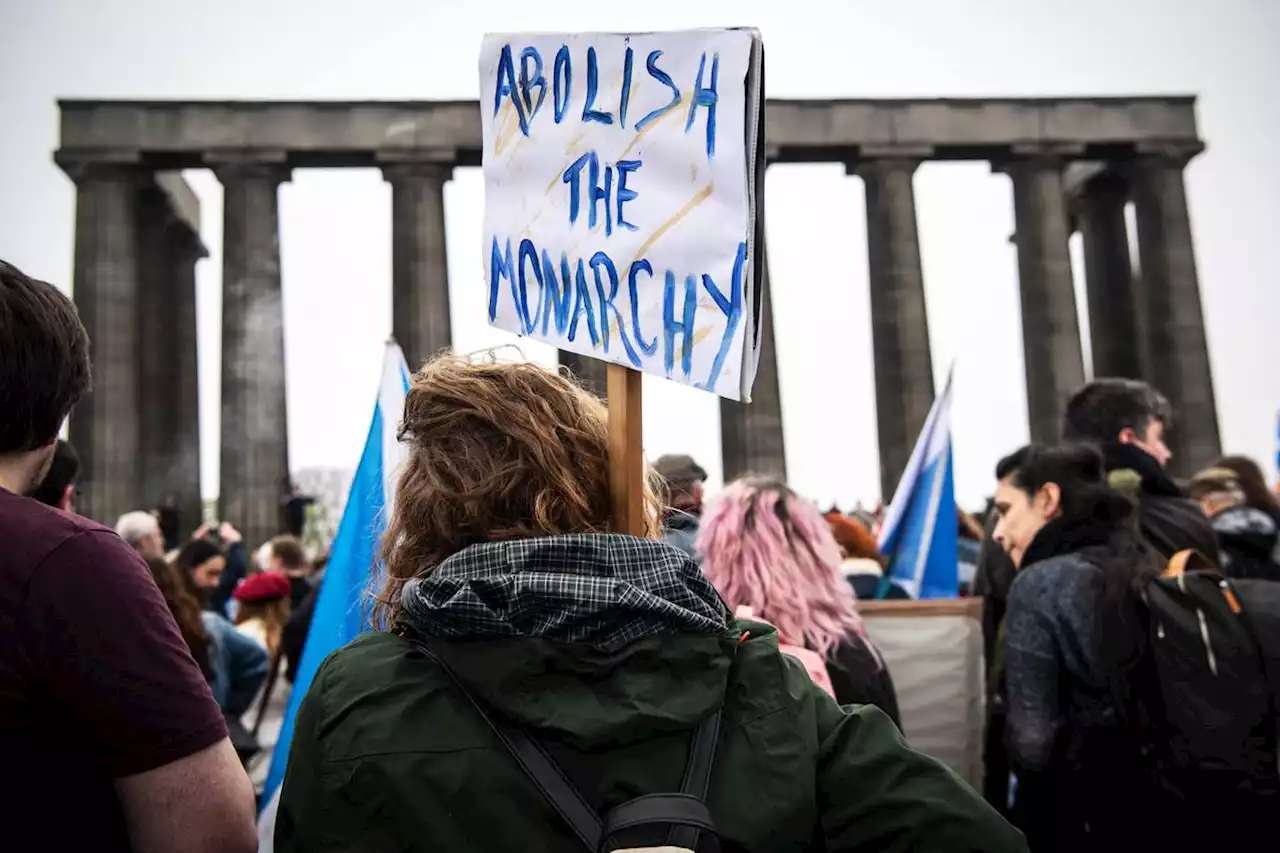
63;162;205;532
63;148;1219;541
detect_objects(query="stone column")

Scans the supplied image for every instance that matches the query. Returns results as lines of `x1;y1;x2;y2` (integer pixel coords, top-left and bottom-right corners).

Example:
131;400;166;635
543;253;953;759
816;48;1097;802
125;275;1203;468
1076;171;1142;379
1128;151;1221;472
135;184;179;511
64;161;144;525
720;244;786;482
169;219;207;537
559;351;610;400
382;161;453;371
214;159;291;549
855;158;935;499
1003;156;1086;444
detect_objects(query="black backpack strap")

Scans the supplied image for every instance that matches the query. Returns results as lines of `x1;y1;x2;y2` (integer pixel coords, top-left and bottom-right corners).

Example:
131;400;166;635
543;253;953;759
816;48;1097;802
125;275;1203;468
251;650;283;739
411;637;603;851
612;707;720;852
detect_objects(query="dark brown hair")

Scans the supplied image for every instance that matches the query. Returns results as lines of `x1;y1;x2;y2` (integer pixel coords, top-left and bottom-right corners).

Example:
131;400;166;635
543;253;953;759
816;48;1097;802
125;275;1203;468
267;535;308;572
1213;455;1280;517
376;355;661;626
0;261;91;454
144;556;213;678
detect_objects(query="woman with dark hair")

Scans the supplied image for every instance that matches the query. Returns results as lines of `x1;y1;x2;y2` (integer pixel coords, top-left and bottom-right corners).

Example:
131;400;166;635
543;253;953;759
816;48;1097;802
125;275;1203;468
158;547;268;719
274;355;1023;853
1213;455;1280;524
991;444;1160;851
142;556;213;678
174;537;228;609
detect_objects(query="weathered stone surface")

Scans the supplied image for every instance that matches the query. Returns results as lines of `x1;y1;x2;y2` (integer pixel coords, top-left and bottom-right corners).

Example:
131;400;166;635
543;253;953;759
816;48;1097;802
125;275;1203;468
65;162;144;524
720;246;786;483
1129;154;1221;473
1003;156;1086;444
58;97;1201;168
856;158;934;499
1076;172;1142;379
215;160;291;549
383;161;452;370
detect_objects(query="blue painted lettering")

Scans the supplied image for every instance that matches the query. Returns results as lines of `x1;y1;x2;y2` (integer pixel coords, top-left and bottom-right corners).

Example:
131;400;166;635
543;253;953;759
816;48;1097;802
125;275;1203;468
701;240;747;390
616;159;641;231
493;44;529;136
581;46;614;125
590;252;640;366
663;271;698;378
517;239;542;334
553;45;572;123
685;52;719;160
636;50;681;131
627;260;658;356
488;236;513;322
518;47;547;122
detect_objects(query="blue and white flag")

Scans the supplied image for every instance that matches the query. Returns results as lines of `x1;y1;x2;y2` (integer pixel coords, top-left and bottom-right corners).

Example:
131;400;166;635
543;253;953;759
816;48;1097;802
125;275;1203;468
257;341;411;850
876;369;958;600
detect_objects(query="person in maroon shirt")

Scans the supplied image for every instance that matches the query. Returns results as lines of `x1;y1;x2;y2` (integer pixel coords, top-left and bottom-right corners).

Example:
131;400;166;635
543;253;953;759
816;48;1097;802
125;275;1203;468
0;260;256;853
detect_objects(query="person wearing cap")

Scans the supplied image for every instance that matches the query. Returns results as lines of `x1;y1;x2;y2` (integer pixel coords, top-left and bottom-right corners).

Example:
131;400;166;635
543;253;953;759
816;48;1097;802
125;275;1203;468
1188;467;1280;582
233;571;293;654
232;571;294;789
652;454;708;559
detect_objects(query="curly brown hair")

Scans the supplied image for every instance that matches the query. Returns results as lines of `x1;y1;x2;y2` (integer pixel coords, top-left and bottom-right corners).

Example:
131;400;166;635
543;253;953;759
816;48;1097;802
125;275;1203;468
376;355;662;626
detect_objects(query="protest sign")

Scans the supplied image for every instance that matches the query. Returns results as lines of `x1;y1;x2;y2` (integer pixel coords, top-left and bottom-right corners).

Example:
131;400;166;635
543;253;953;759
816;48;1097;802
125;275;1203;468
479;29;765;401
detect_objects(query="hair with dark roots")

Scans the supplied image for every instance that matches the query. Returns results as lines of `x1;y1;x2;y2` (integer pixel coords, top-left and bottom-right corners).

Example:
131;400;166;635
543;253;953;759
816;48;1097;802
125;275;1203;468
699;477;870;658
1062;378;1171;446
376;355;662;627
143;556;213;678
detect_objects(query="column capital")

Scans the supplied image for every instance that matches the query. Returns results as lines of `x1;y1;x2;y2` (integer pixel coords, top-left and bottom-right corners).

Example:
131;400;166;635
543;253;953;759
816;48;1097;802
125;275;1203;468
1131;141;1204;168
206;150;290;185
55;151;145;185
377;152;455;184
992;153;1069;177
847;156;922;178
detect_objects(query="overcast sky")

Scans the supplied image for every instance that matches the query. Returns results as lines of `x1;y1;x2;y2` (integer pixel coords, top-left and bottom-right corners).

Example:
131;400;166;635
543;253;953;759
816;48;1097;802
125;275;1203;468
3;0;1277;510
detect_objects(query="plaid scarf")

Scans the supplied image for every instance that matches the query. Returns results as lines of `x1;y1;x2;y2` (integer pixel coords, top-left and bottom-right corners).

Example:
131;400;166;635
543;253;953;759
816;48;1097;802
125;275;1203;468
400;534;728;651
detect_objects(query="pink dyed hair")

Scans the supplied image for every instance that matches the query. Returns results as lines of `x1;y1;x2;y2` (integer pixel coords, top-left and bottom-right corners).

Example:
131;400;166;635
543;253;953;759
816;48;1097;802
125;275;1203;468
697;477;869;658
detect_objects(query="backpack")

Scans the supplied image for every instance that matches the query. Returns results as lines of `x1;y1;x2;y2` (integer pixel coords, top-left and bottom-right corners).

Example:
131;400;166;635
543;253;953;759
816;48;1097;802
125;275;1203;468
413;637;723;853
1135;550;1280;811
733;606;836;698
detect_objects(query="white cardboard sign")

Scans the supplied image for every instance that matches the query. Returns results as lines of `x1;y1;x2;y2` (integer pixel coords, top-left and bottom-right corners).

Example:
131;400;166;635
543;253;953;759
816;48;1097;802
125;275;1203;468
479;29;762;400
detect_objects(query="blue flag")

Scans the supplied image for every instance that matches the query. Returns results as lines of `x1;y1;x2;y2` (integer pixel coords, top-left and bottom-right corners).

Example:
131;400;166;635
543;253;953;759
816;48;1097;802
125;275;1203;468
258;341;410;847
876;369;958;600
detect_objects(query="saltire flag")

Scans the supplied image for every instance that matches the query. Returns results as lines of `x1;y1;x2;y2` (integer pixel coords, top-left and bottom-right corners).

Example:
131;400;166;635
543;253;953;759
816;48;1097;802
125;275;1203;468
257;341;411;850
876;368;958;599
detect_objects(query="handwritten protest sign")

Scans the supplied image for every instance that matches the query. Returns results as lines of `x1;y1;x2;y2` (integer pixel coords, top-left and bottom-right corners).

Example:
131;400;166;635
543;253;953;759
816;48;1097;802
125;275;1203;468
479;29;765;400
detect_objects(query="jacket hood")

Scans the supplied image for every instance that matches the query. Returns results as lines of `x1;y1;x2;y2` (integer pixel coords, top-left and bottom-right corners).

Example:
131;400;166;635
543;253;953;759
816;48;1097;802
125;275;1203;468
398;534;741;748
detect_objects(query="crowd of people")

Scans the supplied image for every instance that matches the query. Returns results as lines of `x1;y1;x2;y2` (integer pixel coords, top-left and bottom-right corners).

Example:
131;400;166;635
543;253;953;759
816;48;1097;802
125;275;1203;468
3;251;1279;853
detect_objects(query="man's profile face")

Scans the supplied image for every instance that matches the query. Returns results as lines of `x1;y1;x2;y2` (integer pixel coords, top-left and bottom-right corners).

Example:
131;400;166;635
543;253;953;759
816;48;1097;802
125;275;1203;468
1121;419;1172;468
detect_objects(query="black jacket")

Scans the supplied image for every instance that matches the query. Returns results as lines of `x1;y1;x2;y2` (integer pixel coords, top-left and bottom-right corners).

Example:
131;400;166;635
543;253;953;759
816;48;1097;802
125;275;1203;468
1101;443;1219;563
827;636;901;727
1211;505;1280;582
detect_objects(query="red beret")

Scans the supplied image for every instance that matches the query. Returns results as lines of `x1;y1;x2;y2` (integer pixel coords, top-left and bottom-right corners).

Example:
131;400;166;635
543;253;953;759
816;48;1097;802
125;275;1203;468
233;571;291;603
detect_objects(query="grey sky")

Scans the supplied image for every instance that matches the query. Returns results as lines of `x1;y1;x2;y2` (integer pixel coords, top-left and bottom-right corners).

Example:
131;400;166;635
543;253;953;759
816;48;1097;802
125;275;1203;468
3;0;1277;509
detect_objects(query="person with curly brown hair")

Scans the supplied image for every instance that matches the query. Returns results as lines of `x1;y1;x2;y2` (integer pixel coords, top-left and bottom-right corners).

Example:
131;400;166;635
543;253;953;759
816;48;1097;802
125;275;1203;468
273;355;1023;853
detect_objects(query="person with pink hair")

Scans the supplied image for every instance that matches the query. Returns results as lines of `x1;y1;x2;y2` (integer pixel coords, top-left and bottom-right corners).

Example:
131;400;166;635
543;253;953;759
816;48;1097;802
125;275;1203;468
699;477;900;725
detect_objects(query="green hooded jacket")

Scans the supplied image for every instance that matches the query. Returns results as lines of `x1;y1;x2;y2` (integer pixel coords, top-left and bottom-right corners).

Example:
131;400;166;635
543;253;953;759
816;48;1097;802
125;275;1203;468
276;535;1024;852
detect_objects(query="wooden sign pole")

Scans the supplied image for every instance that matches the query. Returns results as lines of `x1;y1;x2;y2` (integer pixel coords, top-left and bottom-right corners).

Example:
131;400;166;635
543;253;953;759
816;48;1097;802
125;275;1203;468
606;364;646;536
